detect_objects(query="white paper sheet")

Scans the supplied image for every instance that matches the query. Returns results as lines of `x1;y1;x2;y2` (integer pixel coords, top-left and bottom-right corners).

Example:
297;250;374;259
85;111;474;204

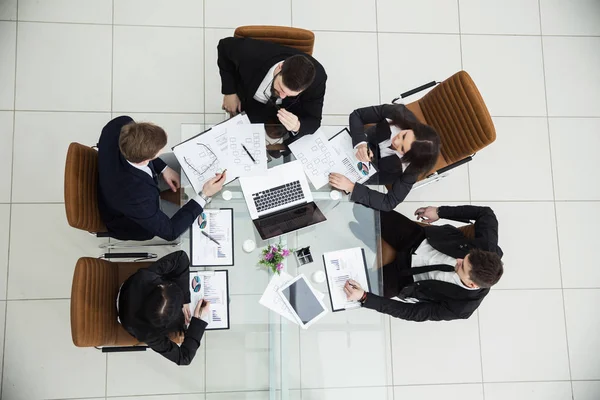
226;124;268;178
189;270;229;330
323;247;370;311
191;209;233;266
288;129;340;189
328;129;377;184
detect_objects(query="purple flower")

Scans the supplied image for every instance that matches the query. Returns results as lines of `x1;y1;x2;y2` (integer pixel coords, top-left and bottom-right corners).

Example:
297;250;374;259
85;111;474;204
282;249;290;257
264;252;274;261
276;262;283;271
271;245;278;253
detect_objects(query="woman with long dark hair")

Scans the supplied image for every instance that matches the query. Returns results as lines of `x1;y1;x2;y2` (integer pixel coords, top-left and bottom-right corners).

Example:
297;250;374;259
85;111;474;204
118;250;210;365
329;104;440;211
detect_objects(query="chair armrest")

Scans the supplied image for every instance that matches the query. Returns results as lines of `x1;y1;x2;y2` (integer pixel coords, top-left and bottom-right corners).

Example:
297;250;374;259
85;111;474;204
429;155;473;177
392;81;438;103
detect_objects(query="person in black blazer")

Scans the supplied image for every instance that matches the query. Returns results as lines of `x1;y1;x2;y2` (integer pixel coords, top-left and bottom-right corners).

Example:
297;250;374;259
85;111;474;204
97;116;226;241
344;205;504;322
329;104;440;211
217;36;327;145
118;250;209;365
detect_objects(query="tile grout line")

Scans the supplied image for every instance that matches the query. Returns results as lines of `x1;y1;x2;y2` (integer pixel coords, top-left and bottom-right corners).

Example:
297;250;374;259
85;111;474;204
536;0;574;394
374;0;382;105
202;0;207;396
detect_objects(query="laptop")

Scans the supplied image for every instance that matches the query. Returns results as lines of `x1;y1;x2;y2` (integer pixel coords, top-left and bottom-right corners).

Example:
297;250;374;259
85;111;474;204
239;160;327;240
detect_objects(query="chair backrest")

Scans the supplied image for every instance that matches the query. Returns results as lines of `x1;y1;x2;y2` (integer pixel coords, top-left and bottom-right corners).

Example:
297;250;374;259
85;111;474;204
71;257;151;347
64;142;106;233
234;25;315;55
405;70;496;174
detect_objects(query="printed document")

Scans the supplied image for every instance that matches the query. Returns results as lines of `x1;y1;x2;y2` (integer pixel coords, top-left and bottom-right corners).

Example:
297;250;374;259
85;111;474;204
191;209;234;266
189;270;230;330
323;247;370;311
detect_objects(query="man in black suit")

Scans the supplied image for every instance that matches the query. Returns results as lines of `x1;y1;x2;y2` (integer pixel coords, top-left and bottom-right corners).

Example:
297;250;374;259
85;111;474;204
217;37;327;145
345;205;504;322
97;116;226;241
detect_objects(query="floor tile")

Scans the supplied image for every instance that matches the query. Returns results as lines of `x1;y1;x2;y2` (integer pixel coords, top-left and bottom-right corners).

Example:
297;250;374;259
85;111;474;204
207;392;301;400
300;307;392;388
540;0;600;35
16;22;111;111
377;0;459;33
120;113;203;150
572;381;600;400
394;384;484;400
204;28;234;114
556;202;600;288
205;295;271;392
2;299;106;400
0;301;5;393
0;205;9;300
0;0;17;20
378;33;462;104
114;0;203;27
18;0;112;24
564;289;600;380
391;314;482;385
113;26;203;113
8;204;107;299
479;290;570;381
404;162;470;202
112;397;204;400
461;35;546;117
292;0;376;32
469;117;554;201
204;0;291;28
477;202;561;290
107;340;206;396
0;112;13;203
484;381;572;400
459;0;541;34
312;31;379;115
0;22;16;109
549;118;600;200
543;37;600;117
304;387;393;400
12;111;109;203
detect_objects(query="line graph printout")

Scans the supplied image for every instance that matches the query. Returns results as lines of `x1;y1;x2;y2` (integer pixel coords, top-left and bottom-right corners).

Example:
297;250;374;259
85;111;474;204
323;247;370;311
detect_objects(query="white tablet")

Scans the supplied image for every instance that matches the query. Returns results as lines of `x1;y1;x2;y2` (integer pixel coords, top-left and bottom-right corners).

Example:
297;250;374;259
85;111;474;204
277;274;328;329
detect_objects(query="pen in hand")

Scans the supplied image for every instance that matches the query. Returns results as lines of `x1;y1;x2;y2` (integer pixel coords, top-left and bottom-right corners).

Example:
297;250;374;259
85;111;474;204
241;144;258;164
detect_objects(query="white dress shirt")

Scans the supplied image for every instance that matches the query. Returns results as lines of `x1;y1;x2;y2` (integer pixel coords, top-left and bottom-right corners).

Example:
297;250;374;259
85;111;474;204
354;120;409;172
254;62;283;105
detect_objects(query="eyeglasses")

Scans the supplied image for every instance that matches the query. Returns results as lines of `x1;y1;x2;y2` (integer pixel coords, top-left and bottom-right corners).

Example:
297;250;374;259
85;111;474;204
197;212;207;229
264;72;300;110
184;143;218;178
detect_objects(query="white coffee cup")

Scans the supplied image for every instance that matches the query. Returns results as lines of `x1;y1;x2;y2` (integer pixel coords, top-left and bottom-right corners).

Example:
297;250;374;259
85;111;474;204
222;190;232;201
242;239;256;253
329;190;341;200
312;270;326;284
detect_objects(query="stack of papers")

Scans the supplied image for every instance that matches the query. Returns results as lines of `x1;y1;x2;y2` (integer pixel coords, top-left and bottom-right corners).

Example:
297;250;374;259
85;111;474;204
175;114;268;194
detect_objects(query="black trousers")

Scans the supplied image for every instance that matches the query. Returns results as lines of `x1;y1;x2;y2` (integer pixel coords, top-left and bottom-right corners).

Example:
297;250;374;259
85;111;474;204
381;210;426;298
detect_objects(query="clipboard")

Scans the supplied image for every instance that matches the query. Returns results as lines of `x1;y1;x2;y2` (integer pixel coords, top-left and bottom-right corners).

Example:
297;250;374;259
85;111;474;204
322;247;371;312
190;208;235;267
189;270;230;330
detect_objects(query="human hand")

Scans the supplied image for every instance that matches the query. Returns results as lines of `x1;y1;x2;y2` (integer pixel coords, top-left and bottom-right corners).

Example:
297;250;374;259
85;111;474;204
193;299;211;319
222;94;241;116
355;144;372;163
201;171;227;197
329;173;355;193
414;206;439;224
161;167;180;192
182;303;191;325
344;279;365;301
277;109;300;132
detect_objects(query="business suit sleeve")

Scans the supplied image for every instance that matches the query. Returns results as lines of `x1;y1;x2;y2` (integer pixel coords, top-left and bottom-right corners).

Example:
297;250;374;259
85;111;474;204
350;172;417;212
152;157;167;174
147;250;191;303
145;318;208;366
285;76;327;145
348;104;415;147
361;293;461;322
217;37;243;95
437;205;500;251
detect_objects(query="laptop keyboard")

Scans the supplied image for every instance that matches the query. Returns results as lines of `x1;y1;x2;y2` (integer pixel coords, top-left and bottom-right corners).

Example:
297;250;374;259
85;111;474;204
252;181;304;213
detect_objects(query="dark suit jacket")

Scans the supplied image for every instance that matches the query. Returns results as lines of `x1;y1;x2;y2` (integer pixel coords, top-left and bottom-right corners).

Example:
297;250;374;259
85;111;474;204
363;205;503;322
118;251;207;366
348;104;421;211
217;37;327;144
97;116;203;241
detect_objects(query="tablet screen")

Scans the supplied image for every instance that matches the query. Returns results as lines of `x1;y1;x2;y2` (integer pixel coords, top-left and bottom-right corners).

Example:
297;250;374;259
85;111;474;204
281;277;326;324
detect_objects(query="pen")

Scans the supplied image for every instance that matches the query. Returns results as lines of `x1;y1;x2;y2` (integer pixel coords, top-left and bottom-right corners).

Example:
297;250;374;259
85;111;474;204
348;282;358;289
241;144;258;164
201;230;221;245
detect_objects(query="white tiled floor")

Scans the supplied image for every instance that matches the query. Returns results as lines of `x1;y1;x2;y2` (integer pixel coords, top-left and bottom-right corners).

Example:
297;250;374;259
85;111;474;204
1;1;599;399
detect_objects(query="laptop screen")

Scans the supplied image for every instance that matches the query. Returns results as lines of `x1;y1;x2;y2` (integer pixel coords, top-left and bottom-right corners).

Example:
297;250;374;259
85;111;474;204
254;202;326;239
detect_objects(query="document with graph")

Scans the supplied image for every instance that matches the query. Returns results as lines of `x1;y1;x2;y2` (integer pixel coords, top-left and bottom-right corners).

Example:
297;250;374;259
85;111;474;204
328;128;377;184
322;247;370;311
189;270;230;330
190;208;234;266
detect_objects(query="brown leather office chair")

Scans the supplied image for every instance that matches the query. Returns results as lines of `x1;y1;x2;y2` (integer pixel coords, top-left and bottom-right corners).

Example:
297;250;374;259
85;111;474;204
64;142;107;235
71;257;183;351
234;25;315;55
381;223;475;266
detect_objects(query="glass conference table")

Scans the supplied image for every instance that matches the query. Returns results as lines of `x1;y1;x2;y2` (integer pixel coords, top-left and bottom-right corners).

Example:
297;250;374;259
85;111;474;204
178;124;392;399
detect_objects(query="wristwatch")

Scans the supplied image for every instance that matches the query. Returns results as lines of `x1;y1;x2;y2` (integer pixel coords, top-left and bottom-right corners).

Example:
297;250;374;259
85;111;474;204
199;191;212;204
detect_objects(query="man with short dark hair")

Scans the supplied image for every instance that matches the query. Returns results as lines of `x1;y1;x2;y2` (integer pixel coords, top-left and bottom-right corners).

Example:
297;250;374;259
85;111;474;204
345;205;504;322
217;37;327;145
97;116;227;241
